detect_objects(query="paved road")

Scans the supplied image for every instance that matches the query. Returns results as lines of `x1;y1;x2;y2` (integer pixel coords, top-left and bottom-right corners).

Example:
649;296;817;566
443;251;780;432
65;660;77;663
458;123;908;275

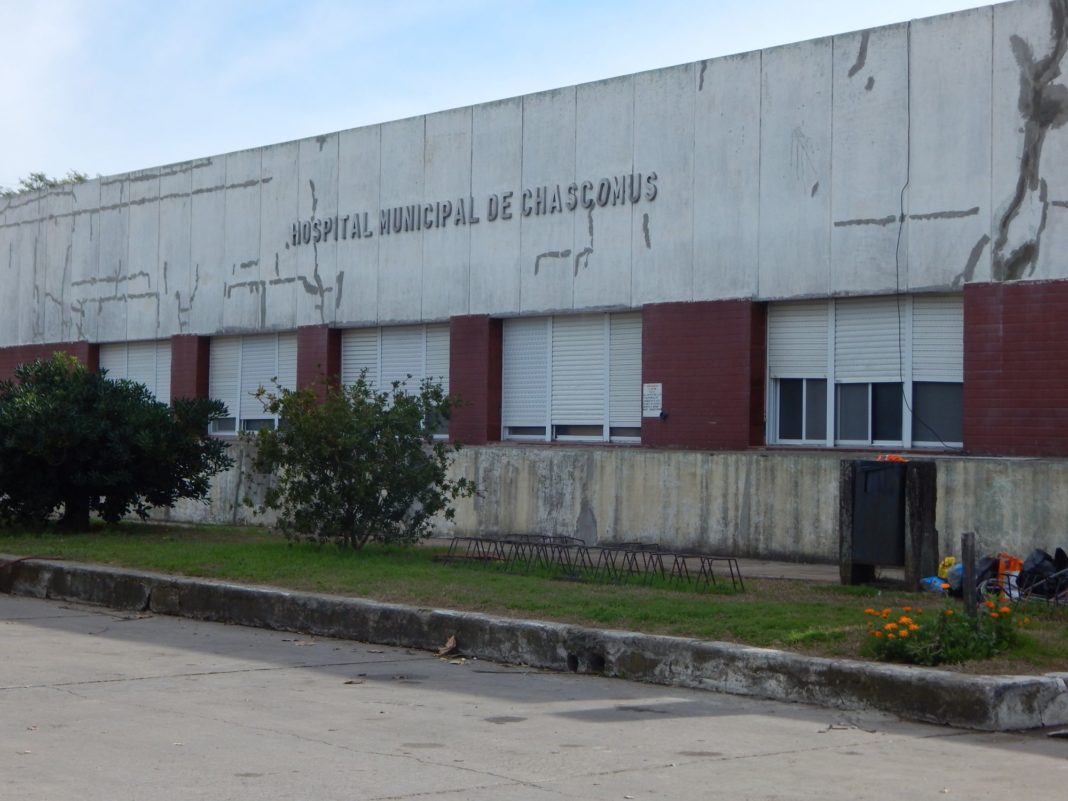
2;595;1065;801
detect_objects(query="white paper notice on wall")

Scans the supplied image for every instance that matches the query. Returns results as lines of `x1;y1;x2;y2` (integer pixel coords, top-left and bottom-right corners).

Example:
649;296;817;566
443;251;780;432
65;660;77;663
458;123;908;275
642;383;663;418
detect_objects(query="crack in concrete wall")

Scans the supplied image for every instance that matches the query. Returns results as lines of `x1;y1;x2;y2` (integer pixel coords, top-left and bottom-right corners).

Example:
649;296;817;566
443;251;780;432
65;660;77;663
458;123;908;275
848;31;870;78
534;250;571;275
993;0;1068;281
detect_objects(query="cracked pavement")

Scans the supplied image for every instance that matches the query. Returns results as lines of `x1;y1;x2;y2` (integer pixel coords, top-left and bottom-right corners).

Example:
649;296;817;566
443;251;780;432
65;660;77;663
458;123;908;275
2;595;1066;800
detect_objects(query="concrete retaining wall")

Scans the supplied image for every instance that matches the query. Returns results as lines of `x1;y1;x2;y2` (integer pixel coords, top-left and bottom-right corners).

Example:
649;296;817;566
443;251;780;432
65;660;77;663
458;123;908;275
2;556;1066;731
159;441;1068;563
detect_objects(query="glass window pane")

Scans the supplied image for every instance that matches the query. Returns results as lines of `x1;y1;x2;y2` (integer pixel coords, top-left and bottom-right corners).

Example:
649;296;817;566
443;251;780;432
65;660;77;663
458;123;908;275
778;379;803;440
805;379;827;441
836;384;868;441
211;417;237;434
872;382;903;441
913;382;963;444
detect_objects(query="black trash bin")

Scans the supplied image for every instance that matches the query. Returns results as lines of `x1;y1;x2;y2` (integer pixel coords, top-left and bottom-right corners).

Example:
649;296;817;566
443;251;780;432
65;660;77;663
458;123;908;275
839;459;938;587
852;460;906;568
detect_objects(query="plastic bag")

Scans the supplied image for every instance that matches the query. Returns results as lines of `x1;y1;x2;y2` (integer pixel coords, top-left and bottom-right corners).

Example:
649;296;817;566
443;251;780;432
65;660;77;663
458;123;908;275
937;556;956;579
946;562;963;594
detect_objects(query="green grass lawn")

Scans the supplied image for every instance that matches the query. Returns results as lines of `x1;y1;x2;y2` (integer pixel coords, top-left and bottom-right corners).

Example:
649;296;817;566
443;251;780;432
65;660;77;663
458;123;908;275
2;524;1065;674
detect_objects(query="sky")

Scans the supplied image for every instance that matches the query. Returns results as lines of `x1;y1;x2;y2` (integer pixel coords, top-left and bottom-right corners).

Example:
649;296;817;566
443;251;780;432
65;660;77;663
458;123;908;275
0;0;995;190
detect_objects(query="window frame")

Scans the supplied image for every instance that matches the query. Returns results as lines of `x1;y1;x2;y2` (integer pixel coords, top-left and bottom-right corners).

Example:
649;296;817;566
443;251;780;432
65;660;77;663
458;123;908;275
209;333;297;435
501;312;642;444
767;295;963;450
339;323;451;440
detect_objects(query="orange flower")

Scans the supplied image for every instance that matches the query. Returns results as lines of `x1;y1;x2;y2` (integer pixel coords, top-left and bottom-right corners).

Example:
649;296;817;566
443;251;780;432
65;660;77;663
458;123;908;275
990;612;999;619
898;616;913;625
887;633;897;640
902;606;912;612
871;630;882;637
864;608;876;615
882;608;892;616
899;629;910;638
944;609;954;616
998;606;1011;614
884;622;898;630
940;583;950;590
984;599;995;609
908;624;920;631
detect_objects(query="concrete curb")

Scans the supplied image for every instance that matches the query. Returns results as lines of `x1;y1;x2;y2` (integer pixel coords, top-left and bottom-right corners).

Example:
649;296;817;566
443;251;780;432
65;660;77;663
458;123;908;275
3;555;1066;732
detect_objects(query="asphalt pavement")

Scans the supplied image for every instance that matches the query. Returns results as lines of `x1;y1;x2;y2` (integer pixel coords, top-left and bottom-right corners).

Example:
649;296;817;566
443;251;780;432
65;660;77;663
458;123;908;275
2;594;1065;800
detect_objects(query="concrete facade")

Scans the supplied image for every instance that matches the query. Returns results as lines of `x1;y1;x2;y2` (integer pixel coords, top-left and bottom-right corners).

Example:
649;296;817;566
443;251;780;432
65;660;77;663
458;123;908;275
2;0;1068;559
3;0;1067;338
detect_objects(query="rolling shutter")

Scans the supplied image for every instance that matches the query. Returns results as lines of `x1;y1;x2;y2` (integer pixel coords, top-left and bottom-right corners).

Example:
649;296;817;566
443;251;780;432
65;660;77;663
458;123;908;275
126;341;157;396
502;317;548;429
99;340;170;402
341;328;380;387
834;297;903;382
767;301;828;378
551;314;605;426
276;333;297;391
381;326;425;394
209;337;240;420
609;313;642;428
239;335;277;421
98;343;125;379
425;324;450;394
154;341;171;403
912;295;963;382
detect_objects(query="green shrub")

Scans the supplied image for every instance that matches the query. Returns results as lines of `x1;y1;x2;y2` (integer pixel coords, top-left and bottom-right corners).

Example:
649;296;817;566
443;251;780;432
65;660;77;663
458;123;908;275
246;374;476;550
0;353;233;530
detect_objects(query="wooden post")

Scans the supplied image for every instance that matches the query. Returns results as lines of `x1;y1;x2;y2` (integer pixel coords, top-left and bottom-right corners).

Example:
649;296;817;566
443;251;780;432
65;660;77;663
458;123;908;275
961;531;977;619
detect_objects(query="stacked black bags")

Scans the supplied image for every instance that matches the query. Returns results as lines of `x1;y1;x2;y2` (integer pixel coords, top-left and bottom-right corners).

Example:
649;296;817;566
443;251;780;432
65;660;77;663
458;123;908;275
1017;547;1068;599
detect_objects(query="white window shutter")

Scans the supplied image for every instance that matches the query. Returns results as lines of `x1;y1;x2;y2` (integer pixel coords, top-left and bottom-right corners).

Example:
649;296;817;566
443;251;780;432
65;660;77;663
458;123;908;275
768;301;829;378
502;317;549;429
276;333;298;391
341;328;380;387
239;335;277;421
425;324;450;394
209;337;240;420
551;314;605;426
912;295;963;382
98;344;125;380
834;297;903;382
126;341;157;396
381;326;425;394
609;313;642;428
155;341;171;403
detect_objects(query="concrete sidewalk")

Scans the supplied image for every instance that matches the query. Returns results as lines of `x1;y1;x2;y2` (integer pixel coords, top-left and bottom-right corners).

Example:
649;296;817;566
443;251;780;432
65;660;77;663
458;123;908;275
4;594;1068;801
3;555;1066;731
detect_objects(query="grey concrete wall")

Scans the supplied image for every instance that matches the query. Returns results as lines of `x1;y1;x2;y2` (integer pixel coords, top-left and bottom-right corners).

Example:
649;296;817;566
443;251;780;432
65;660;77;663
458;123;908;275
2;0;1067;347
160;440;1068;564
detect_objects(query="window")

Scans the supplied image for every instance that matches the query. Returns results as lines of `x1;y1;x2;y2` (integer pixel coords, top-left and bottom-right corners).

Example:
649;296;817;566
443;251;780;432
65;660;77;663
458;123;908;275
98;340;171;403
835;382;903;443
501;312;641;442
767;295;962;448
340;323;450;436
777;378;826;441
209;333;297;433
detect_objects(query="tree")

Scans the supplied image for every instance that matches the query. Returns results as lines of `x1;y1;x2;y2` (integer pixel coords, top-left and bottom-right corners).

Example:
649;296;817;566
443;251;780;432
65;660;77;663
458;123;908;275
247;374;476;550
1;170;88;197
0;353;234;531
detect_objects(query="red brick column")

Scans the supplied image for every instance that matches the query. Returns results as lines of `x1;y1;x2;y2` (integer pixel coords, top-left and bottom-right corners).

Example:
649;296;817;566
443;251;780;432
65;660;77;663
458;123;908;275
641;300;766;450
964;280;1068;456
448;315;502;445
297;324;341;400
170;335;210;399
0;341;98;382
